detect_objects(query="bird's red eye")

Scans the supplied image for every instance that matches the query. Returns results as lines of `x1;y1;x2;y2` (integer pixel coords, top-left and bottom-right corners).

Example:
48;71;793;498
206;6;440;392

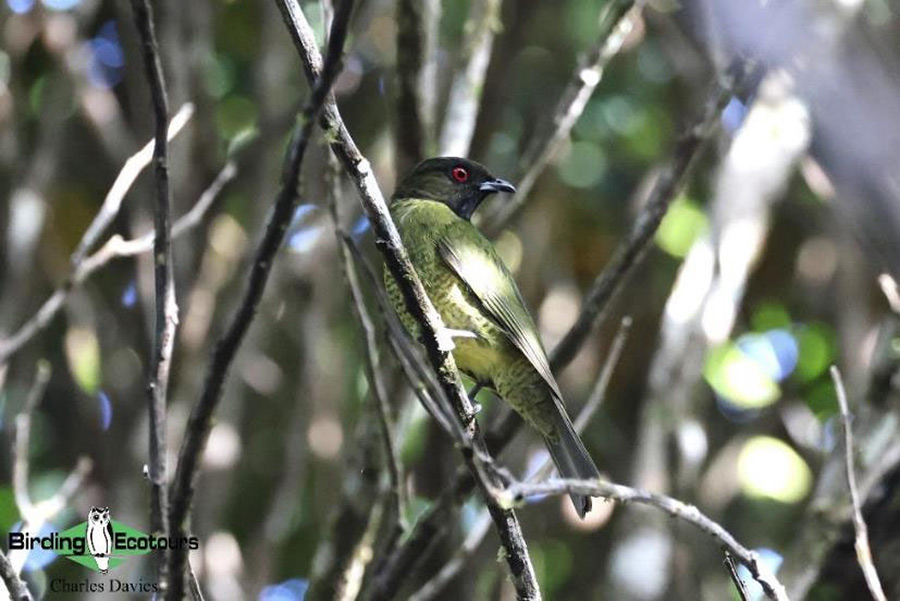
452;167;469;182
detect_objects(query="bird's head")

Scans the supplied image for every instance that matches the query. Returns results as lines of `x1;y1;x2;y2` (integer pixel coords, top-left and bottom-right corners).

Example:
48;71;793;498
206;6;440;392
392;157;516;220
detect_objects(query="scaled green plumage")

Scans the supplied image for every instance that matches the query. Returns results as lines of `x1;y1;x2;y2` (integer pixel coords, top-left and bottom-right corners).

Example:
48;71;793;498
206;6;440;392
384;157;600;517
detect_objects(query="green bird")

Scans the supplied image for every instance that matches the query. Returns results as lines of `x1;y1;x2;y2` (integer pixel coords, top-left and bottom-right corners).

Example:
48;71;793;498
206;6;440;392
384;157;600;517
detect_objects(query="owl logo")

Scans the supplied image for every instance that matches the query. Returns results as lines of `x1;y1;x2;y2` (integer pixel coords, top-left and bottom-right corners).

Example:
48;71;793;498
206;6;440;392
86;507;114;574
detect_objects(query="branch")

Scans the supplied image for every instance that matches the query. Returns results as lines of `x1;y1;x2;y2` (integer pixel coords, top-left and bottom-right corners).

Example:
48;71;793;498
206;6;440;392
342;234;462;440
484;0;639;234
0;163;235;367
725;551;750;601
330;171;406;530
12;362;52;518
166;3;355;599
830;366;888;601
69;102;194;266
437;0;503;156
0;127;233;369
549;61;749;368
274;3;540;598
7;363;93;582
130;1;176;570
504;478;789;601
0;550;32;601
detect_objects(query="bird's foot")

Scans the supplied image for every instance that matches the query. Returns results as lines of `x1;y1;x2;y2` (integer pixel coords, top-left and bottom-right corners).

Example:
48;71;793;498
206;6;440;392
435;327;478;352
464;402;483;424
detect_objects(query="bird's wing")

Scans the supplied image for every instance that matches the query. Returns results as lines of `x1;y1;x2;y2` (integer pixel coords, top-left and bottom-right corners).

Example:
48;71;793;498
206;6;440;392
437;222;562;399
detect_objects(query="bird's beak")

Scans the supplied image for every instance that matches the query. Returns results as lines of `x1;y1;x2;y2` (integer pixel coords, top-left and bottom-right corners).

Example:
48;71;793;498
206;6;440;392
479;178;516;194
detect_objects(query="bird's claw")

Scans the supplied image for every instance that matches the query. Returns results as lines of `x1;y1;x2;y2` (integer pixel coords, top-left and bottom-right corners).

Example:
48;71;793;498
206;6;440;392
464;402;483;424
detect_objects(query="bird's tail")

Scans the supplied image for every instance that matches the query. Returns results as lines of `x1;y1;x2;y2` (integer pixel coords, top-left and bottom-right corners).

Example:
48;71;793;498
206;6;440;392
543;405;601;519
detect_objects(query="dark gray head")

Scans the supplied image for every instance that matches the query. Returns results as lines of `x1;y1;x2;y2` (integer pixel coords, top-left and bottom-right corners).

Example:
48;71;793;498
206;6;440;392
392;157;516;220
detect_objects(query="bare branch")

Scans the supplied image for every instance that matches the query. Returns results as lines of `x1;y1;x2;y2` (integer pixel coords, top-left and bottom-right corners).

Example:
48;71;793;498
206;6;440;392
549;61;749;368
342;234;462;440
0;549;32;601
485;0;639;234
504;478;789;601
130;0;177;586
0;163;235;366
438;0;503;156
13;361;51;518
725;551;750;601
274;3;541;597
70;103;194;266
6;364;93;586
188;560;206;601
330;172;406;529
407;510;492;601
167;3;355;598
830;366;888;601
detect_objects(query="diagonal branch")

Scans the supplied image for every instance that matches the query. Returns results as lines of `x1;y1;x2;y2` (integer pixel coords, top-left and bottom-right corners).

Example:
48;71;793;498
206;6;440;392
6;363;93;587
330;180;406;531
830;366;888;601
70;102;194;266
549;61;749;368
504;478;789;601
0;549;32;601
484;0;639;235
166;3;356;599
0;163;235;367
0;109;222;367
274;2;541;598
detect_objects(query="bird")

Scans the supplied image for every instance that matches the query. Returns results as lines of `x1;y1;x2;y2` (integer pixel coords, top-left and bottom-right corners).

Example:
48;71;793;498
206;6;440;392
383;156;601;517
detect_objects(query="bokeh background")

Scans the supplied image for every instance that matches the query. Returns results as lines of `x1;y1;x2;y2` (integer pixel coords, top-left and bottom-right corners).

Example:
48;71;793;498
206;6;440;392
2;0;900;599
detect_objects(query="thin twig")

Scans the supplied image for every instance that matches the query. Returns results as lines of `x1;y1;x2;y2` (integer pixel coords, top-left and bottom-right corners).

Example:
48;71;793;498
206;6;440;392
130;0;176;587
830;366;888;601
505;478;789;601
549;61;748;368
70;103;194;265
188;560;206;601
407;510;492;601
342;234;461;440
725;550;750;601
0;158;235;370
485;0;639;235
406;317;632;601
437;0;502;156
13;361;51;518
166;4;355;599
8;365;93;581
275;3;541;598
0;549;32;601
330;170;406;529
